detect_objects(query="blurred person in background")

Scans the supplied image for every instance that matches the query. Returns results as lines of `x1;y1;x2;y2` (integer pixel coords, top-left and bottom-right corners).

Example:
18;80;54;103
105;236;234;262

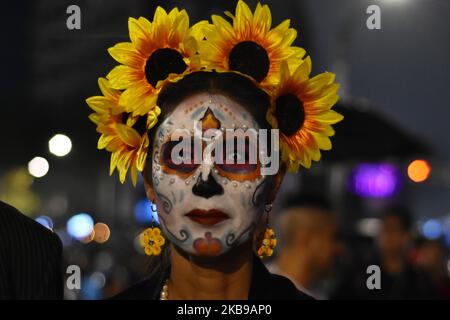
376;206;436;299
416;239;450;299
0;201;63;299
268;194;340;299
333;206;436;299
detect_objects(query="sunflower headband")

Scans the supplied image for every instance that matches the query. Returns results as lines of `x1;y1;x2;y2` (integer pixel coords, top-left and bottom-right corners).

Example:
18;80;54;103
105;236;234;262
86;1;343;186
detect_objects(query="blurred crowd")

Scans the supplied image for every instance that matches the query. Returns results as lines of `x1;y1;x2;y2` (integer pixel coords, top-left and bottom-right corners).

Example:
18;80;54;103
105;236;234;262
267;195;450;300
59;191;450;300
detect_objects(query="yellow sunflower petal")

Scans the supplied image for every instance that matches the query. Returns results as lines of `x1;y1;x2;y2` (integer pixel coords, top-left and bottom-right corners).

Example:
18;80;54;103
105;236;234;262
107;65;141;89
253;3;272;35
130;164;138;187
291;56;312;84
108;42;144;67
86;96;112;113
128;17;152;54
110;150;121;176
115;123;141;148
98;77;120;101
235;0;253;36
98;134;114;150
106;137;126;152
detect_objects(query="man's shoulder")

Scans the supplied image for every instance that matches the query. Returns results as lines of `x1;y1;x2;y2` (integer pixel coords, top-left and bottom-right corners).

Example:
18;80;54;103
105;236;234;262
269;272;315;300
110;278;161;300
0;201;62;250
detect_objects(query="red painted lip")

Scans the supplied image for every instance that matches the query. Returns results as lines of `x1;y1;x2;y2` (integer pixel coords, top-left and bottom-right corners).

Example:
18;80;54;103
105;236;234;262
185;209;230;226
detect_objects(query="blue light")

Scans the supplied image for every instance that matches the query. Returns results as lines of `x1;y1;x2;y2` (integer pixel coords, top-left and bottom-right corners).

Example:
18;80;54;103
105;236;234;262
445;232;450;248
134;199;159;224
35;215;53;230
80;276;103;300
422;219;443;240
67;213;94;239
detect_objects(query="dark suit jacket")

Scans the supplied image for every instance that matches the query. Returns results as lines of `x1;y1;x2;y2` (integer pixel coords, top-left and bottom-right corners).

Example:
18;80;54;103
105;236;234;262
0;201;63;299
112;254;313;300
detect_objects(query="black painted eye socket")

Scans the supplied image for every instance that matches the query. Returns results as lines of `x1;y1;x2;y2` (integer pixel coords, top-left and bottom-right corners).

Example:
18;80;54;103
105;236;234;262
145;48;187;87
216;138;258;173
161;139;200;173
274;93;305;137
228;41;270;83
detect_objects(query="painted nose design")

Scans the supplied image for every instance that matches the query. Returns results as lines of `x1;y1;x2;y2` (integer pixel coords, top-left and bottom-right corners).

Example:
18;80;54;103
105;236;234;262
192;172;224;199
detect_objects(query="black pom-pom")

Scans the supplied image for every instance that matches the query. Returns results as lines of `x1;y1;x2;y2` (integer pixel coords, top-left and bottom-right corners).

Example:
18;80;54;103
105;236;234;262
145;48;187;87
274;94;305;136
228;41;270;82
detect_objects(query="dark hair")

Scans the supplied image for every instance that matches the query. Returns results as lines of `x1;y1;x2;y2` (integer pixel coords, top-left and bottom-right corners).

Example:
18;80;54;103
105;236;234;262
382;205;413;231
148;71;271;140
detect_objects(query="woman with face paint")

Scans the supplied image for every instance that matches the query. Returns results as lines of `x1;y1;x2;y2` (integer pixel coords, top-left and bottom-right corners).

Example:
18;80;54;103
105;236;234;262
86;1;342;300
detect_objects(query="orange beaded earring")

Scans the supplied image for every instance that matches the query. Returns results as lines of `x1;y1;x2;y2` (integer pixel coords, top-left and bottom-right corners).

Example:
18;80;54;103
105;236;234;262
257;204;277;258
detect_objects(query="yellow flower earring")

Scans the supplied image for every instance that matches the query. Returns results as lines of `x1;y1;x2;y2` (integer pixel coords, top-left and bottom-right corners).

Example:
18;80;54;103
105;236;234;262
139;202;165;256
257;204;277;258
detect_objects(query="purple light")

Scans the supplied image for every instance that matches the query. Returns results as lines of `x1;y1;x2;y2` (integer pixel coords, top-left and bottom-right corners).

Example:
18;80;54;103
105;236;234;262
349;163;400;198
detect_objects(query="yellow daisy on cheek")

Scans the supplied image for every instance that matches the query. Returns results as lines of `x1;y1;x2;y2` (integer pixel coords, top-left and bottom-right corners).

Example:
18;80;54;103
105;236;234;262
106;7;206;117
140;227;166;256
199;0;305;87
267;58;343;173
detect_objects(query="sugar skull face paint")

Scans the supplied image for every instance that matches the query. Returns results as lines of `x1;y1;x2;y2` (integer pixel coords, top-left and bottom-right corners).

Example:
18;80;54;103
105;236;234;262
149;93;274;257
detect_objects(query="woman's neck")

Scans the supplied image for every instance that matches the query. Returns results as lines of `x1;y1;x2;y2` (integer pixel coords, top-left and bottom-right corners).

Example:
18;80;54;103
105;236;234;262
167;242;253;300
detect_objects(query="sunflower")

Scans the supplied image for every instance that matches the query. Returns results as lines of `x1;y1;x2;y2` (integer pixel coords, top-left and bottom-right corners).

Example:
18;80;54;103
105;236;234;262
199;0;305;88
86;78;160;186
140;227;165;256
106;7;206;116
266;58;343;173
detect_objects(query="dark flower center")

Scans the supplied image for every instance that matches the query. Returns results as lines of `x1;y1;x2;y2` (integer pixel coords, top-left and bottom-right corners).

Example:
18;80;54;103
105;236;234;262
124;113;148;136
145;48;187;87
274;94;305;137
228;41;270;82
132;115;148;136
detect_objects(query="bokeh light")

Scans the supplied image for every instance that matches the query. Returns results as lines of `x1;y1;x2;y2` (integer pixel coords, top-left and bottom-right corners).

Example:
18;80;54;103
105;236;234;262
407;160;431;183
134;199;159;224
422;219;442;240
28;157;49;178
93;223;111;244
67;213;94;240
80;229;95;244
349;163;400;198
35;215;54;230
49;134;72;157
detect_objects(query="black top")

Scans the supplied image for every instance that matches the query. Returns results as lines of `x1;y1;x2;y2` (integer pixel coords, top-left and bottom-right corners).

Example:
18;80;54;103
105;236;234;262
112;255;313;300
0;201;63;300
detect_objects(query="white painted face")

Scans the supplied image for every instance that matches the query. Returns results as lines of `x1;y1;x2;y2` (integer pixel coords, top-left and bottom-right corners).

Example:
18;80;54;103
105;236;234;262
149;93;273;256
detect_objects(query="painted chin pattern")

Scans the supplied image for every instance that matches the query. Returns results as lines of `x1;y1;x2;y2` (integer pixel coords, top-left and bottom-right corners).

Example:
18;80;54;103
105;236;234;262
193;232;222;256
